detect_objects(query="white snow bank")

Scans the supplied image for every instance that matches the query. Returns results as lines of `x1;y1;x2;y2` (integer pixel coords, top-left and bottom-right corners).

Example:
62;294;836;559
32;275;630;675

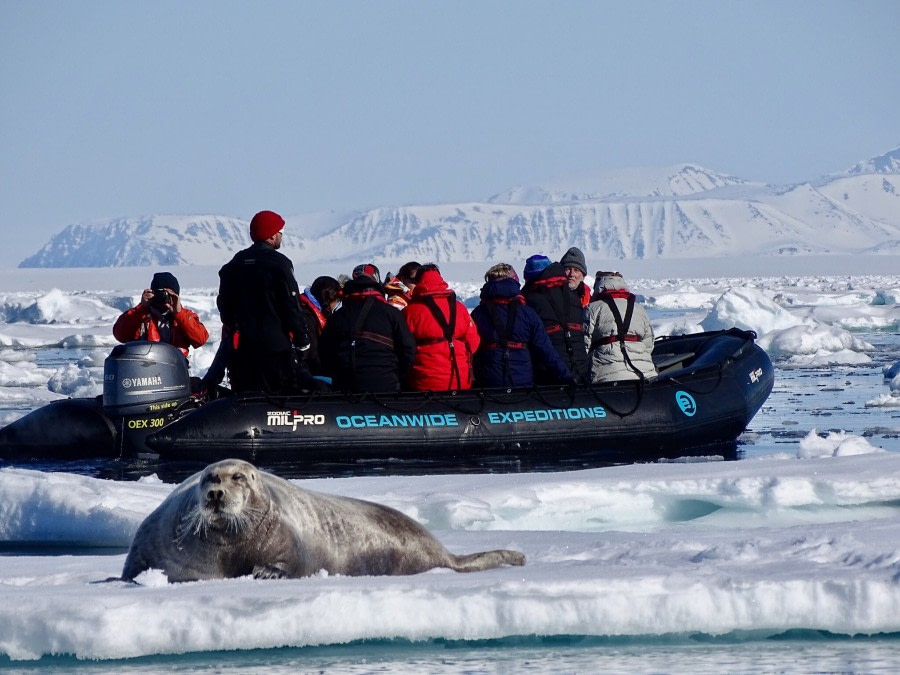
2;452;900;660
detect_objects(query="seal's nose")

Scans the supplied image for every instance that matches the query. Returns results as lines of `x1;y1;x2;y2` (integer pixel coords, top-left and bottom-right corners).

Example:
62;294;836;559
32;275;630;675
207;488;224;504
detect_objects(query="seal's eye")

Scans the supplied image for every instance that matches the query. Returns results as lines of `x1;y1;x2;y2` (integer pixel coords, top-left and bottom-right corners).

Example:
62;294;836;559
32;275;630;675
232;472;245;482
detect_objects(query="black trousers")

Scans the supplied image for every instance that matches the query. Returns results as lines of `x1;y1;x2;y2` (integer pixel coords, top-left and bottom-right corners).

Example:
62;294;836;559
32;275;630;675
228;348;312;395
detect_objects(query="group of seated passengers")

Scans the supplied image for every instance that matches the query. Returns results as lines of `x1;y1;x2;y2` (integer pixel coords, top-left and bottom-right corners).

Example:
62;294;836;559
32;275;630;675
114;249;656;396
307;251;656;393
472;251;656;389
317;262;479;393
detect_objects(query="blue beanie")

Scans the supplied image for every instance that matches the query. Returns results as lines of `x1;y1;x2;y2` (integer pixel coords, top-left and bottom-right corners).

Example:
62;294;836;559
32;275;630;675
523;255;552;281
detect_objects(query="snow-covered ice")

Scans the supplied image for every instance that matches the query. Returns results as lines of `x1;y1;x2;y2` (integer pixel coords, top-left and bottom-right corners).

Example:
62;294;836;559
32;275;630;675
2;447;900;661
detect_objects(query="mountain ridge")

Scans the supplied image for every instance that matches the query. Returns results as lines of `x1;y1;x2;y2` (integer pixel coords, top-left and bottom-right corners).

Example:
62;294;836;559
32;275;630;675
20;149;900;268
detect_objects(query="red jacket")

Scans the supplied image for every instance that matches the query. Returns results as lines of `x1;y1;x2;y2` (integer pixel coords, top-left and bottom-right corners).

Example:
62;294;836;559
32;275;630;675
113;305;209;359
403;269;480;391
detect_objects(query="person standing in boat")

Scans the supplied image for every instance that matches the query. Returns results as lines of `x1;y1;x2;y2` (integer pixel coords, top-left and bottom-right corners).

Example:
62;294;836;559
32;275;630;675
113;271;209;362
403;264;480;391
521;255;590;384
585;271;657;383
471;263;574;388
319;263;417;393
560;246;592;308
299;275;343;377
215;210;313;394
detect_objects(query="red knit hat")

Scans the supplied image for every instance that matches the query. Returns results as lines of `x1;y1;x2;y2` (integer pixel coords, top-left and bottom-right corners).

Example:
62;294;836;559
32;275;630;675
249;210;285;242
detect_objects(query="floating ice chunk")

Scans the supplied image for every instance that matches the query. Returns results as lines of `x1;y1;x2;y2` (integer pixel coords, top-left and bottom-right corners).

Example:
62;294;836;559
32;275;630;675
0;349;35;364
47;363;103;398
6;289;119;325
866;392;900;407
0;359;51;387
699;287;811;335
647;285;718;310
785;349;872;367
59;334;118;348
757;324;873;365
797;429;884;458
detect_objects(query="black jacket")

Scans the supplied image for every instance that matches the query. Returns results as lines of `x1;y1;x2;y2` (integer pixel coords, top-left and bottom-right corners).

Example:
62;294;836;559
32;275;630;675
299;292;328;376
217;242;310;354
319;276;417;392
522;262;590;382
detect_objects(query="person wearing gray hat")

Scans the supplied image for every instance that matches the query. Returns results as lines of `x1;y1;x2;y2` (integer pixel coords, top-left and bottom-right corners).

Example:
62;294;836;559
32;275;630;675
521;258;590;383
560;247;591;307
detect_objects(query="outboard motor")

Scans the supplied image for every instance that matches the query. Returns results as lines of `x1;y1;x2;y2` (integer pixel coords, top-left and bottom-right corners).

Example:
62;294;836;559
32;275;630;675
103;341;193;457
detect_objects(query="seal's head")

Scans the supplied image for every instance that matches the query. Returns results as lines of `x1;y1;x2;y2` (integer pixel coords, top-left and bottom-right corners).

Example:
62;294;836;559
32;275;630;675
181;459;269;538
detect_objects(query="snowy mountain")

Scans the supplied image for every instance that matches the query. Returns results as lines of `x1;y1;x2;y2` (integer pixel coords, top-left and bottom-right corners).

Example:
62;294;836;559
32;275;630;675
19;215;256;268
846;147;900;176
20;149;900;268
486;163;755;203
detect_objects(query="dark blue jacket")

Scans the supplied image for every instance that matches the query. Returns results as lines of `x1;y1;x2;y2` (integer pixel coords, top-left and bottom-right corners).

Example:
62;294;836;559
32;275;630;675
471;277;573;387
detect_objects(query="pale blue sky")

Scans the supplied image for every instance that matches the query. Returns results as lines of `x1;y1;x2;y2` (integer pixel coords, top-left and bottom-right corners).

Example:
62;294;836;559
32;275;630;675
1;1;898;267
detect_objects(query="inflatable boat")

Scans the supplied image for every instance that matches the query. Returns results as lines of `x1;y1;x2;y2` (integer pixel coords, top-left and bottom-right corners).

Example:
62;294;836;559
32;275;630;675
0;328;773;472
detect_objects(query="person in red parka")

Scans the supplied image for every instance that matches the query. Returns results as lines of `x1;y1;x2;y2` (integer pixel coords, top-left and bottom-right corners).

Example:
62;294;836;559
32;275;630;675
113;271;209;361
403;264;480;391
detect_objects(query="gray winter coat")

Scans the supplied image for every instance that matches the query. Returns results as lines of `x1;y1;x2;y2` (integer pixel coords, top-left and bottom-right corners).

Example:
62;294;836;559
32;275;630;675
584;274;657;383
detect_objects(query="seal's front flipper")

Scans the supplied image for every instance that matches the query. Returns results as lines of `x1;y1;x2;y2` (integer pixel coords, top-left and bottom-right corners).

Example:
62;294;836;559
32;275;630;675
252;564;289;579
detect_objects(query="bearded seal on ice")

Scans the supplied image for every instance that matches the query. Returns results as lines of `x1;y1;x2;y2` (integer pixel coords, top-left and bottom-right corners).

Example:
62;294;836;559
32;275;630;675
121;458;525;582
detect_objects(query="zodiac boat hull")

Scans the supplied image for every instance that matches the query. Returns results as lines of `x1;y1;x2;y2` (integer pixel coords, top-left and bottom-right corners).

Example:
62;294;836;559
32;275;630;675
0;329;774;472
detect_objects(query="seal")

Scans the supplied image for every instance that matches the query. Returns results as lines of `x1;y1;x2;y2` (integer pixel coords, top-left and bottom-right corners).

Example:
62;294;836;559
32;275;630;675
121;458;526;582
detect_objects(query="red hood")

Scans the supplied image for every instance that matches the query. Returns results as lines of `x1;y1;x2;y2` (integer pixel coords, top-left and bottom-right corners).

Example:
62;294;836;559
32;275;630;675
412;269;452;297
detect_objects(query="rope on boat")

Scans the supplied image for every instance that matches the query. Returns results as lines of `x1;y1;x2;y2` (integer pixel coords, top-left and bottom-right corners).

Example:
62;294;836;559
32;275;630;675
582;378;646;418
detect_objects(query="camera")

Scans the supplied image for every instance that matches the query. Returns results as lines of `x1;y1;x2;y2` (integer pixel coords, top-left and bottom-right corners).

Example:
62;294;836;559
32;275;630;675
150;289;171;311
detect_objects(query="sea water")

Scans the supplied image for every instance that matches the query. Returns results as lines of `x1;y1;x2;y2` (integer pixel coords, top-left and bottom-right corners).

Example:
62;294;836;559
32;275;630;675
4;635;900;673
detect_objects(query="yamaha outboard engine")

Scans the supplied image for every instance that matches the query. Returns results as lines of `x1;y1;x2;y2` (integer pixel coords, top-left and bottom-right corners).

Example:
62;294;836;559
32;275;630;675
103;341;193;457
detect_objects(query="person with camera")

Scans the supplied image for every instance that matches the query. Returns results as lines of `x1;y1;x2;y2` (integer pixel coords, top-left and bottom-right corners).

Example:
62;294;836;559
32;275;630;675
112;271;209;360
